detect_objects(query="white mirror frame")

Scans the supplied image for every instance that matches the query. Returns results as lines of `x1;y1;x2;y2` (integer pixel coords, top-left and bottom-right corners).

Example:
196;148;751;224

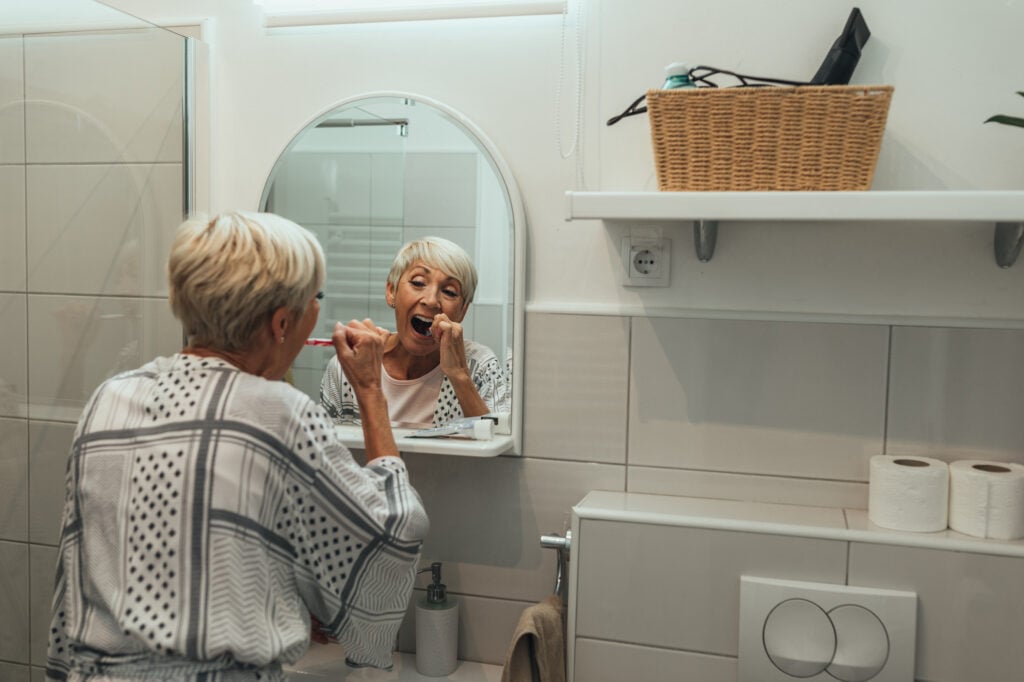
260;91;525;457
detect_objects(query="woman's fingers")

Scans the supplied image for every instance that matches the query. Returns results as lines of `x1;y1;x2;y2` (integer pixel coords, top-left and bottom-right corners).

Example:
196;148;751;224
333;320;386;389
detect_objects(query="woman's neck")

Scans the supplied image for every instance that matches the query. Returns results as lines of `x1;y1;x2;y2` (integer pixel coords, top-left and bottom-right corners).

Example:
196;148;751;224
383;334;439;380
182;345;271;378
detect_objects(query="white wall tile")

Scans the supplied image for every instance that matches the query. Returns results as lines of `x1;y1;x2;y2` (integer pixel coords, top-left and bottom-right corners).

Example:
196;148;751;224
888;326;1024;461
29;420;74;546
29;544;57;668
404;455;623;603
27;163;182;297
629;318;888;480
573;638;736;682
0;165;26;291
0;540;30;664
0;35;25;165
0;294;28;418
0;418;28;542
27;295;181;422
24;29;182;164
628;465;869;510
397;592;533;666
848;542;1024;682
574;519;847;656
523;313;630;463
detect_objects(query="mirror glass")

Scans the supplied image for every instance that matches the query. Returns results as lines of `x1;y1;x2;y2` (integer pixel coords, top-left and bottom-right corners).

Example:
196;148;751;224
260;94;522;452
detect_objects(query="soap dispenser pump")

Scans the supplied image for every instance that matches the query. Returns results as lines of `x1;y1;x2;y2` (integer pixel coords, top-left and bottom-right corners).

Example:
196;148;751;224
415;562;459;677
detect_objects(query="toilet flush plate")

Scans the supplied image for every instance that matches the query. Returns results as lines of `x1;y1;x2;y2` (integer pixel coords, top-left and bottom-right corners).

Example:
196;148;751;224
738;576;917;682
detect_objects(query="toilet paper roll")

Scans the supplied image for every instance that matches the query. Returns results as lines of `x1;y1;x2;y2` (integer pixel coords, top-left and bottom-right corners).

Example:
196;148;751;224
948;460;1024;540
868;455;949;532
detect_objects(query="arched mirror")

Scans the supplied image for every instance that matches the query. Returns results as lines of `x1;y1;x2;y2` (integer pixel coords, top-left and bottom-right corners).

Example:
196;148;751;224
260;93;524;456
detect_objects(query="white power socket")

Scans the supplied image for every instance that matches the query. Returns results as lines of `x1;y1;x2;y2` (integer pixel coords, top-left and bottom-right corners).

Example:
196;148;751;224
621;237;670;287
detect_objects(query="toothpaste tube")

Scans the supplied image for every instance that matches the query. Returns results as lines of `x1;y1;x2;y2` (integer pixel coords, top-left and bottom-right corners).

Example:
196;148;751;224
410;415;497;440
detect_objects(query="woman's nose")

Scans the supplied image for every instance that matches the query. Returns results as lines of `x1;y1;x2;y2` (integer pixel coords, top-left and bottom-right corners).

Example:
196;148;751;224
421;286;440;307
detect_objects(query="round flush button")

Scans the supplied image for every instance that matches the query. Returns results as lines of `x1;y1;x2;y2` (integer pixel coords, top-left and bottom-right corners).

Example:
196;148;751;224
763;598;836;677
826;605;890;682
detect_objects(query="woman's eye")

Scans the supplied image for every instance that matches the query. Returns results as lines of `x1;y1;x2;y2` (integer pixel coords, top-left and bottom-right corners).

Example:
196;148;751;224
442;288;460;299
409;280;425;288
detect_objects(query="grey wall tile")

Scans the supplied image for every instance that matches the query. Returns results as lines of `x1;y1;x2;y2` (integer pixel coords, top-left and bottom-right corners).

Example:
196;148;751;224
0;662;30;682
523;313;629;463
888;326;1024;461
629;318;887;480
0;166;26;291
0;295;27;418
26;163;182;297
29;545;57;667
29;421;74;545
405;455;623;602
0;540;30;664
0;418;28;542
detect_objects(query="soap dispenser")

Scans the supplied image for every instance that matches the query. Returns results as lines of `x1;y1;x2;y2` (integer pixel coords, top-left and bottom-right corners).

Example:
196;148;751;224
415;562;458;677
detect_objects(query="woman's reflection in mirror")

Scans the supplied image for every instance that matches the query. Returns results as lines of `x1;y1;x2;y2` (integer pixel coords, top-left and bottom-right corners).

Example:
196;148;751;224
320;237;510;428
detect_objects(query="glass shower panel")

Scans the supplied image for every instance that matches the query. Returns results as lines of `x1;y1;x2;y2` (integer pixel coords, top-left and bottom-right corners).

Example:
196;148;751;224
8;2;190;421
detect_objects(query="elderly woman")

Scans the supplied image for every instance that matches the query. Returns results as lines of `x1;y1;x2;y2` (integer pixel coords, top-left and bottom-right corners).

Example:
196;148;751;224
320;236;509;429
45;211;427;681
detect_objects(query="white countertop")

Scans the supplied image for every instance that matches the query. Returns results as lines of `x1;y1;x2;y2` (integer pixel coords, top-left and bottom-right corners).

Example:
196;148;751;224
573;490;1024;559
284;644;502;681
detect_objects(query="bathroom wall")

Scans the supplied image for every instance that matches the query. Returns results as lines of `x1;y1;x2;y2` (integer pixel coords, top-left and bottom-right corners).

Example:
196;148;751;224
4;0;1024;678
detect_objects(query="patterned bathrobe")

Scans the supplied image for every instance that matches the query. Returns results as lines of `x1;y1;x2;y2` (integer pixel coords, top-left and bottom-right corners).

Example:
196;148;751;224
46;353;428;681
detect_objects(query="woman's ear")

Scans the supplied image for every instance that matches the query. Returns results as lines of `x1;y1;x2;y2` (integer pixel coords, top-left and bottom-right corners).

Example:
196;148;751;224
270;306;290;343
385;281;396;308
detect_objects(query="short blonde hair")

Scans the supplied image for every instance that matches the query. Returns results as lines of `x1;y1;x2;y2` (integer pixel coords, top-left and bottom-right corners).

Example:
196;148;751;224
168;211;325;352
386;237;477;304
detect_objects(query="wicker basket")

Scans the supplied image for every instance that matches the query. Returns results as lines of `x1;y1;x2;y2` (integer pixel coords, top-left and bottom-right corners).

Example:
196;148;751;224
646;85;893;191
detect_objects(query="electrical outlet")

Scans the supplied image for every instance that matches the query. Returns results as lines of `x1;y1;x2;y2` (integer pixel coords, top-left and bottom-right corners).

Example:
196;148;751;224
621;237;670;287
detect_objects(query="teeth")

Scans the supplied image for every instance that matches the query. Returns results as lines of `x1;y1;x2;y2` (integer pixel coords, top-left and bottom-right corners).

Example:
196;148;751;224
411;315;433;336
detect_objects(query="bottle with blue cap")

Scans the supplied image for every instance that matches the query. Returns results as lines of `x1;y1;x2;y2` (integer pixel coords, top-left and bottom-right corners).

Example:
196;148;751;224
662;62;695;89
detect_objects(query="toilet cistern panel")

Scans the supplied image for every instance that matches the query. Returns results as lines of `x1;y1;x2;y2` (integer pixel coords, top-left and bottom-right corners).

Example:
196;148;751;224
739;576;917;682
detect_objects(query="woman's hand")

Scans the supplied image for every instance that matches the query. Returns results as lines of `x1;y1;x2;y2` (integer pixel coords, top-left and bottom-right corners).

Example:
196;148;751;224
332;319;389;391
332;319;398;461
431;314;489;418
431;314;470;382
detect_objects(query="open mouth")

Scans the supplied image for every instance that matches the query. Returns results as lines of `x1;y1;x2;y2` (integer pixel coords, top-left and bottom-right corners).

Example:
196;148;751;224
410;315;433;337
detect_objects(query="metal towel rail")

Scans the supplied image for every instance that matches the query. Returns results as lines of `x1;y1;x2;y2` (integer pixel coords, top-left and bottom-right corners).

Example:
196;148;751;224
540;531;571;596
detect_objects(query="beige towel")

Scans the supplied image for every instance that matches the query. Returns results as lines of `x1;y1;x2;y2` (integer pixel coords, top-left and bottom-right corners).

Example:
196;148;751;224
501;594;566;682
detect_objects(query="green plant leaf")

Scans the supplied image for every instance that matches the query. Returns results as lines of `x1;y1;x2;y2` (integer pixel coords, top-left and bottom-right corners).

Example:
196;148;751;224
985;114;1024;128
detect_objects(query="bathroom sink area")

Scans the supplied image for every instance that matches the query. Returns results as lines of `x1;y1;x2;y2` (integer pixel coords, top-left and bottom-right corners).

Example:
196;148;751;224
284;643;502;681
